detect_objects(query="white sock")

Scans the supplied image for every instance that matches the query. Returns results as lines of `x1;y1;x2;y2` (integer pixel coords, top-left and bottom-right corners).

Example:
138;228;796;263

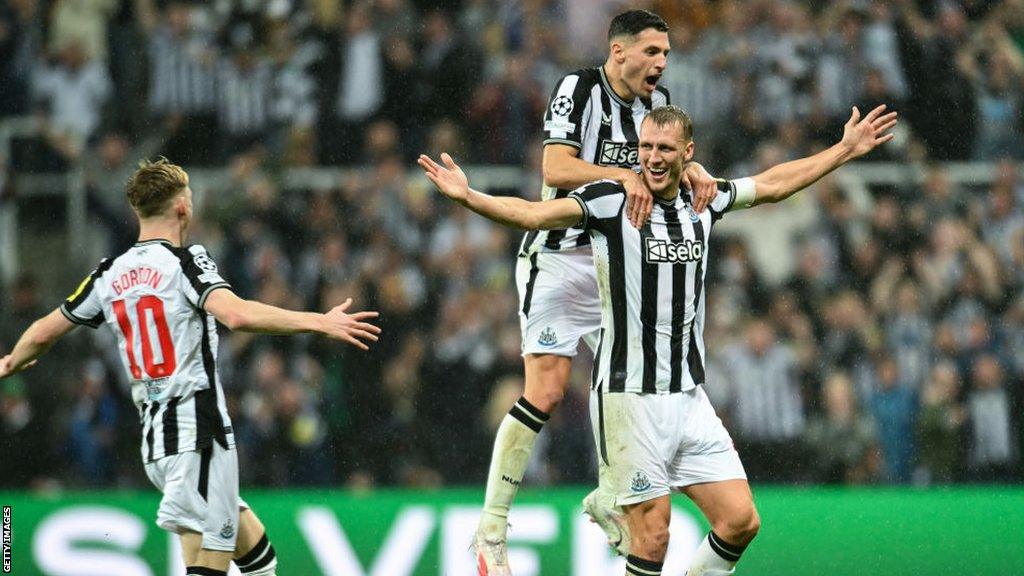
478;397;548;540
685;532;746;576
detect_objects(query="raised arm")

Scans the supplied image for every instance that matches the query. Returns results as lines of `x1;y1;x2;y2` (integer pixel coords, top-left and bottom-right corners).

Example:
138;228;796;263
203;290;380;350
749;105;897;206
419;153;584;231
0;309;78;378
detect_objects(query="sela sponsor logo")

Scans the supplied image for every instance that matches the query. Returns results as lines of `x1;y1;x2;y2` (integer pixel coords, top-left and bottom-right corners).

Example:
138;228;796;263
3;505;11;574
631;471;652;493
598;140;638;167
645;237;704;264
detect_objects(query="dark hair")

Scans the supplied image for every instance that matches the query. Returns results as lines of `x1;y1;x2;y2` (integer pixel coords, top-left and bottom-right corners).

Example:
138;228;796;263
643;105;693;142
608;10;669;43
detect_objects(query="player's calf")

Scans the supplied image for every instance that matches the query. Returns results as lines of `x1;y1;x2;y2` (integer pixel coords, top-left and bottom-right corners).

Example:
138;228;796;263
623;496;670;576
234;533;278;575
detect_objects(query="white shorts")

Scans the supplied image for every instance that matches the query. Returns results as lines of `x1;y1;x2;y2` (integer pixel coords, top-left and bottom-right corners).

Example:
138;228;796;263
590;387;746;507
516;249;602;357
144;442;249;551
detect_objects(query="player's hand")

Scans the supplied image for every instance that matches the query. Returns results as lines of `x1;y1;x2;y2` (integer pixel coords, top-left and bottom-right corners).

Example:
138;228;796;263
682;162;718;213
418;153;470;204
622;170;653;229
841;104;898;159
321;298;381;351
0;355;36;379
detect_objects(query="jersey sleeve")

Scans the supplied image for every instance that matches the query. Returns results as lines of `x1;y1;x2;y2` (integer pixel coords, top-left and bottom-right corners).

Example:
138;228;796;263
708;177;756;223
543;73;594;149
60;259;113;328
569;180;626;233
179;245;232;309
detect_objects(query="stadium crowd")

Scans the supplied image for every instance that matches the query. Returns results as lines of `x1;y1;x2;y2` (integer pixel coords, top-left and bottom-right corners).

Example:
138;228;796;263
1;0;1022;490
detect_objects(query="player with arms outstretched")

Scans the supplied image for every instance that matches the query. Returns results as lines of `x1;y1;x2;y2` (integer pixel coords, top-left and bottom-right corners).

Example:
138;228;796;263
421;104;896;575
473;10;717;574
0;159;381;576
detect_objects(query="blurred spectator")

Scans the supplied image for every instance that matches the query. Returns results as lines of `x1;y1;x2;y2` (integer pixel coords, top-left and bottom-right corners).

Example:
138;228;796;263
956;19;1024;160
883;281;932;391
416;9;480;125
965;355;1019;480
48;0;118;63
65;359;118;487
31;41;112;167
894;0;977;160
726;319;807;482
0;0;44;117
0;374;54;488
215;22;275;160
805;372;880;484
140;0;218;165
320;1;383;164
866;353;917;483
916;361;965;484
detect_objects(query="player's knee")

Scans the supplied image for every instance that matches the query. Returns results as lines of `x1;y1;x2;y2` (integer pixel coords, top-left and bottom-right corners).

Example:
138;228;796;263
714;505;760;545
525;385;566;412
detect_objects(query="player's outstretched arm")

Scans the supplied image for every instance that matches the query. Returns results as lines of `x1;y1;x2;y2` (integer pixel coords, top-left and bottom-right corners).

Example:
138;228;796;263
418;153;584;231
749;104;898;206
204;290;380;350
0;309;77;379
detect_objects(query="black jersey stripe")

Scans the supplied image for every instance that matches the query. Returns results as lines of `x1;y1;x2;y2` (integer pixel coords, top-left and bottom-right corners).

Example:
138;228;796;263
197;446;212;501
196;310;228;449
686;219;707;385
520;253;541;317
162;396;180;456
639;221;659;393
607;221;629;393
165;244;228;451
663;205;688;393
596;383;609;465
591;327;605;391
145;401;160;462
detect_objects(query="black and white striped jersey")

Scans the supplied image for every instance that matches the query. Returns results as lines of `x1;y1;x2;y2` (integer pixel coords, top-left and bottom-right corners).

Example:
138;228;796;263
521;66;670;255
570;177;755;394
61;240;235;462
148;27;217;115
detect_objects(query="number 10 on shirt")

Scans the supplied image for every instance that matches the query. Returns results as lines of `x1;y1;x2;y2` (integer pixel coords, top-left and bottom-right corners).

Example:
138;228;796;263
112;295;177;380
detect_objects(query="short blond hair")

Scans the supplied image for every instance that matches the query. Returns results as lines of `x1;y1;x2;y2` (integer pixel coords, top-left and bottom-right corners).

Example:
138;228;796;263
126;157;189;218
643;105;693;142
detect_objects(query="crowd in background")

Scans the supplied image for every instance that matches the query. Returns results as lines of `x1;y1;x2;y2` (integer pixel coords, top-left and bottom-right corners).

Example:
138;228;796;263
0;0;1022;490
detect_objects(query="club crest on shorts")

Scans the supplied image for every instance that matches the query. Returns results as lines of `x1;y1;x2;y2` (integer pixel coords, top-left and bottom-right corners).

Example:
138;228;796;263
538;326;558;347
219;519;235;539
631;470;652;493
